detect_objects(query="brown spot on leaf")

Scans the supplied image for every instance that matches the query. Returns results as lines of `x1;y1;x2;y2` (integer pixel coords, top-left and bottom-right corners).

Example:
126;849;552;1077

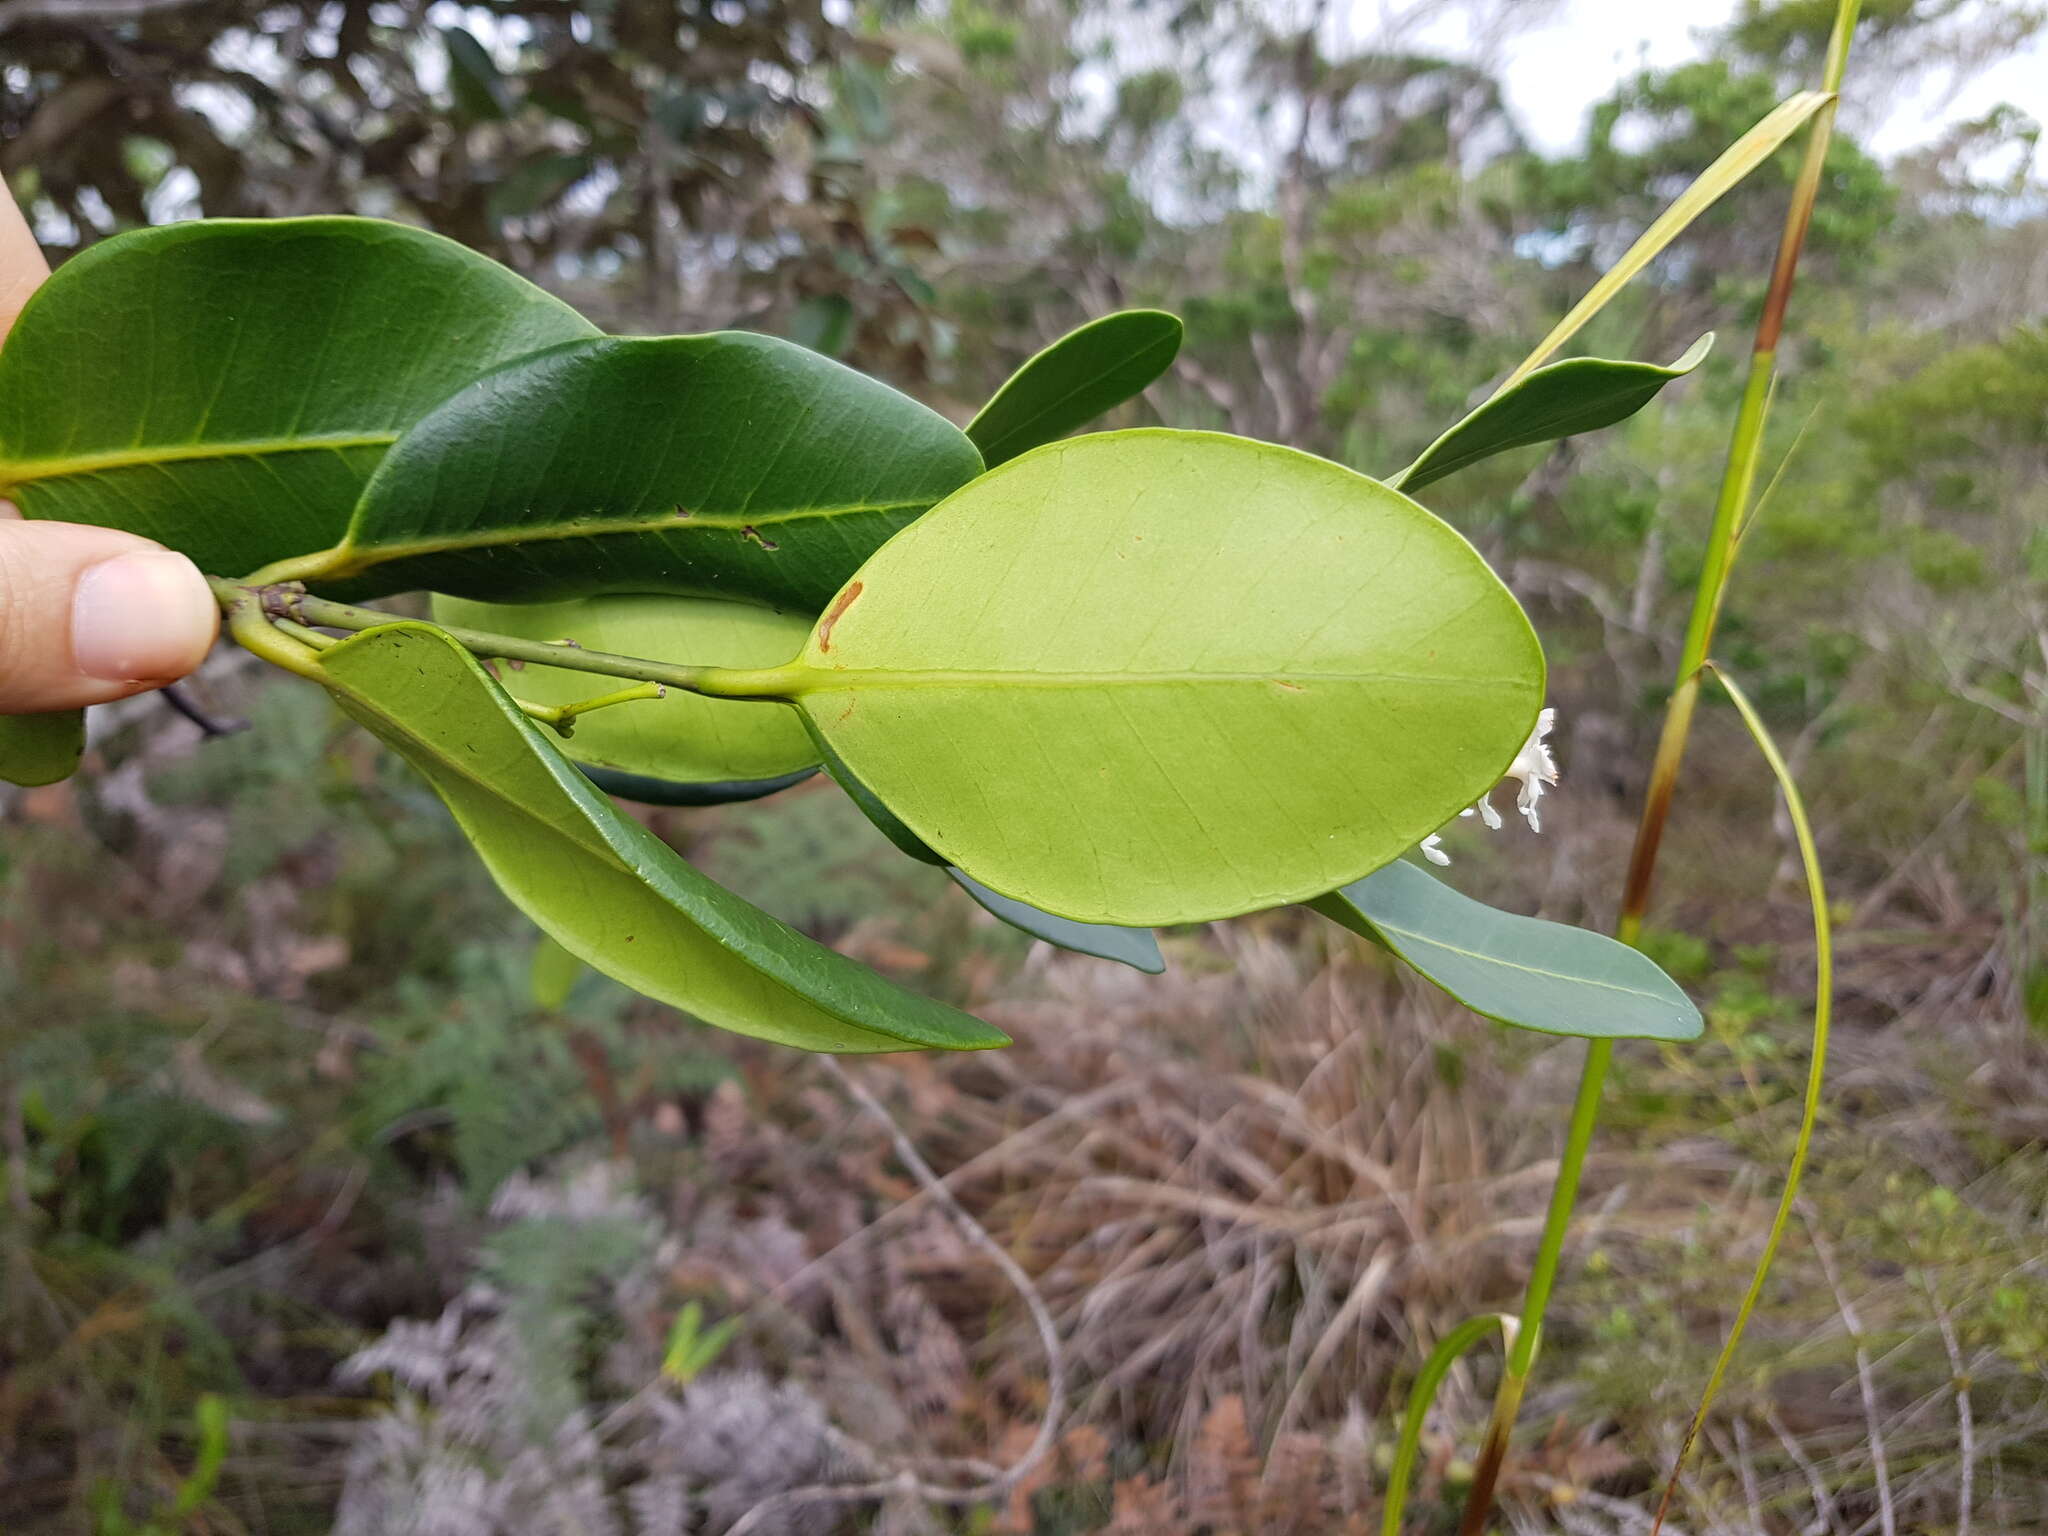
816;580;864;653
1273;679;1304;693
741;526;779;550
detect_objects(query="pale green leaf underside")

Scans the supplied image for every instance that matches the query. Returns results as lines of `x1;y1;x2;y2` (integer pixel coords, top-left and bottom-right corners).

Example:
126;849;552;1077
0;710;85;787
1311;859;1702;1041
781;430;1545;926
803;729;1166;970
318;621;1005;1053
967;310;1183;468
529;932;583;1010
431;593;818;785
0;218;597;580
324;333;984;609
1394;335;1713;493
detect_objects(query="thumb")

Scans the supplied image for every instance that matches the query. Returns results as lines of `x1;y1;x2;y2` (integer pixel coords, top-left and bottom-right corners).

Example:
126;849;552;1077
0;518;220;712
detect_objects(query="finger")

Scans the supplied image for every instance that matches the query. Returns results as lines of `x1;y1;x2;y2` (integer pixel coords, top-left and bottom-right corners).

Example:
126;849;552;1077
0;520;219;712
0;183;50;526
0;180;49;346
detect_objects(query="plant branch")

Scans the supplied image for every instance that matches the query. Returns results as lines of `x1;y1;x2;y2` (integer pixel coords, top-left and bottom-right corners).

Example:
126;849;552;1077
205;576;799;700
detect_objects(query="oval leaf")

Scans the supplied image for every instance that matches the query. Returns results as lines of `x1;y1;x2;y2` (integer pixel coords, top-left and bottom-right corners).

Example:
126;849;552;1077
443;25;514;121
1310;859;1702;1041
431;593;819;786
761;430;1544;925
1393;335;1713;494
317;621;1006;1054
0;710;85;787
0;218;598;579
320;333;984;607
967;310;1183;468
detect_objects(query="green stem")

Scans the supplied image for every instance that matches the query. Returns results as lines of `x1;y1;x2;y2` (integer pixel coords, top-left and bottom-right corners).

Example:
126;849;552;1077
521;680;668;738
1454;1039;1605;1536
205;577;800;701
1451;7;1860;1532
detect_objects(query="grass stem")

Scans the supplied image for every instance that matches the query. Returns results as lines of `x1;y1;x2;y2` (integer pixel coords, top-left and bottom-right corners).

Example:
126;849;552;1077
1451;5;1861;1532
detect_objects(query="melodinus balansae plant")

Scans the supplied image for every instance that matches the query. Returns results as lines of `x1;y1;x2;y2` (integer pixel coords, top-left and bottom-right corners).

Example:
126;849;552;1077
0;7;1863;1520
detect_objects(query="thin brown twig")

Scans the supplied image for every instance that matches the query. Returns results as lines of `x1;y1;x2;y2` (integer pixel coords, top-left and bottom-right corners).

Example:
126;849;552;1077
725;1057;1068;1536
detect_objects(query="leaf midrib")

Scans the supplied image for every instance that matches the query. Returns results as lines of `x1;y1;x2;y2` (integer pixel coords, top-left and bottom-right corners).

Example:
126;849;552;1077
329;496;935;571
791;666;1534;692
1369;914;1682;1008
0;431;399;487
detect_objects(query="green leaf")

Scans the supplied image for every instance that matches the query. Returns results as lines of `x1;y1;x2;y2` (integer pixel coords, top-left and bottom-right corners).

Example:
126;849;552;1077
317;620;1006;1054
1502;90;1831;387
1393;336;1713;494
1310;859;1702;1042
579;764;818;807
967;310;1183;468
529;933;583;1011
948;868;1165;974
443;26;513;121
0;710;85;787
0;218;597;580
430;593;820;786
806;729;1163;969
759;429;1543;926
789;294;855;358
318;333;984;608
489;152;593;220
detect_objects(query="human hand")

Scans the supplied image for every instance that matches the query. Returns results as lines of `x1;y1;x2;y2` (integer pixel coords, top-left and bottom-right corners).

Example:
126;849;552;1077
0;187;218;714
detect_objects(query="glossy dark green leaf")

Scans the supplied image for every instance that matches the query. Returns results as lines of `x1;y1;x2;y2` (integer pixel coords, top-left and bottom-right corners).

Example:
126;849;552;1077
775;430;1543;926
443;26;513;121
318;620;1006;1053
1391;336;1712;494
1310;859;1702;1041
314;333;983;608
948;868;1165;974
0;218;598;580
967;310;1183;468
0;710;85;787
579;764;818;807
430;593;820;786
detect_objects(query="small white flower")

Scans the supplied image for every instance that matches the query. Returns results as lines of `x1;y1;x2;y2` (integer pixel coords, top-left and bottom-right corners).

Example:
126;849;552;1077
1459;793;1504;830
1417;708;1560;865
1505;707;1558;832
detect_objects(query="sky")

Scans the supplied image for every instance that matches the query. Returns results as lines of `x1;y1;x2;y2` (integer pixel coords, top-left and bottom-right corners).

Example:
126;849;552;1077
1415;0;2048;164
